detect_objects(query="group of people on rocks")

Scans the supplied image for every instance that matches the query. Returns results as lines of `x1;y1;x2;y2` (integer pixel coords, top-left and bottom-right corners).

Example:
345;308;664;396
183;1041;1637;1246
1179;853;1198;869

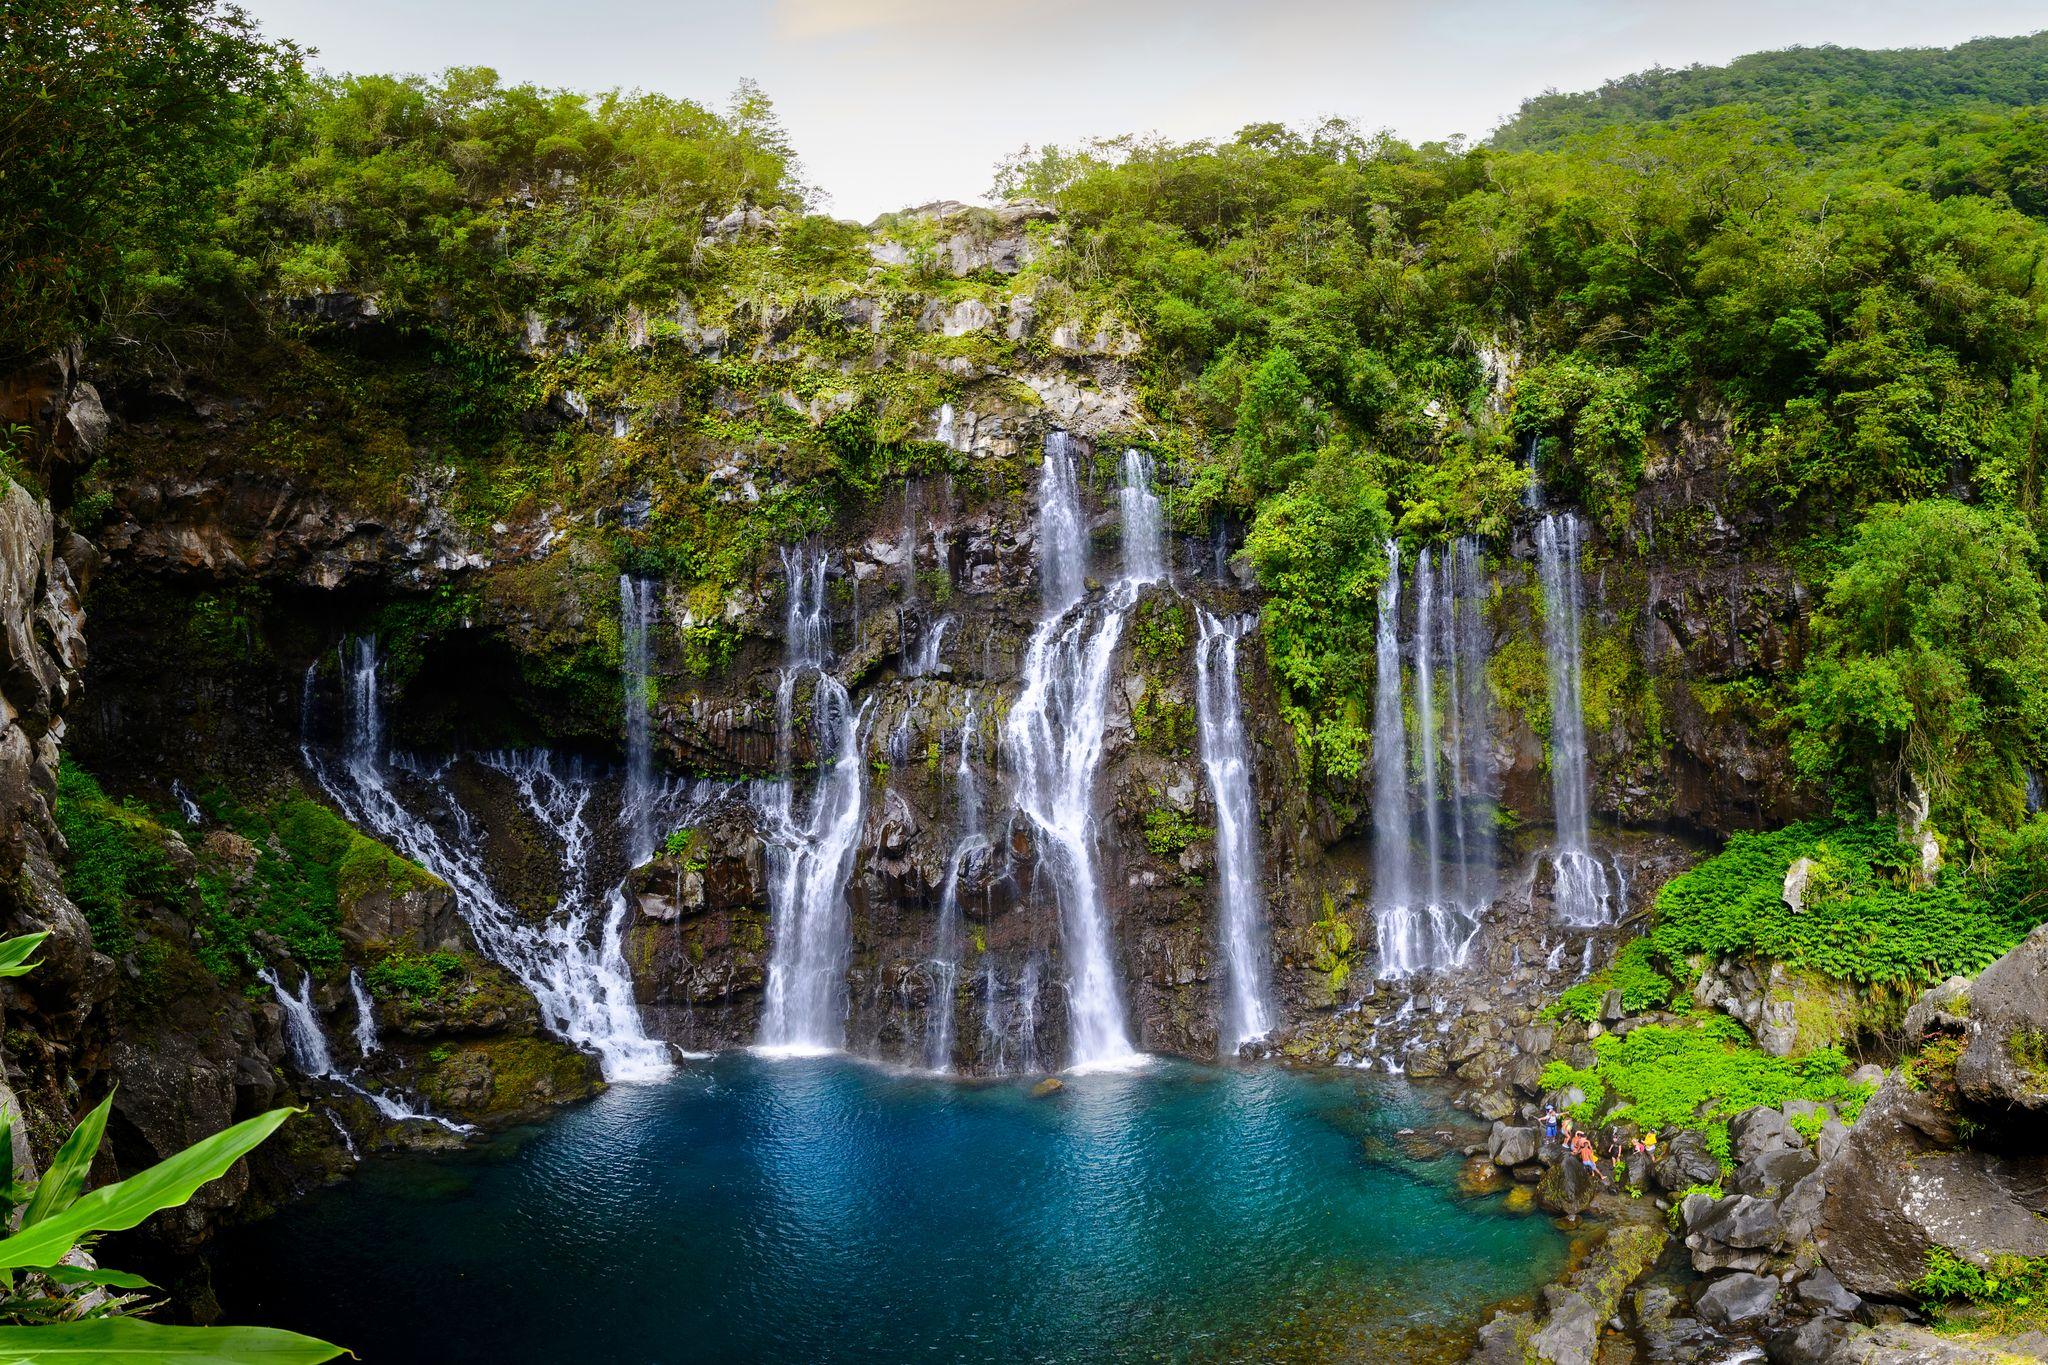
1540;1103;1657;1189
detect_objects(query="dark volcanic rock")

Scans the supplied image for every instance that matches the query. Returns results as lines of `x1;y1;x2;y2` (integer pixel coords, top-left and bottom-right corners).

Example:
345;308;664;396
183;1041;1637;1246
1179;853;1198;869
1955;922;2048;1113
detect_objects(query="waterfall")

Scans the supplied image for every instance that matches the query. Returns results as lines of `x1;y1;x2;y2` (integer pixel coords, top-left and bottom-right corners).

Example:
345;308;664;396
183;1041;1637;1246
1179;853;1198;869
619;575;658;863
1374;538;1496;977
1194;609;1274;1052
1534;512;1611;925
304;645;675;1082
1004;433;1156;1071
261;967;337;1078
925;701;984;1072
757;547;872;1055
1449;539;1498;912
1119;449;1166;583
1372;543;1417;964
936;403;956;449
349;968;379;1058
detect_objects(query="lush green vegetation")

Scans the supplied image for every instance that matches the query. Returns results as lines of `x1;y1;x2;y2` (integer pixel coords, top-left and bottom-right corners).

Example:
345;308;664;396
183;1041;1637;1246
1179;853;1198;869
1914;1247;2048;1335
0;0;301;365
1791;500;2048;850
0;933;340;1359
1550;939;1682;1024
1648;818;2048;987
366;949;465;1000
55;759;434;980
993;34;2048;795
1541;1017;1872;1162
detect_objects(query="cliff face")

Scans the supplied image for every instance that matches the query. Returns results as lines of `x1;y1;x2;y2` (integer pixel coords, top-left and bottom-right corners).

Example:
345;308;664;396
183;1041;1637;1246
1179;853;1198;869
0;202;1825;1245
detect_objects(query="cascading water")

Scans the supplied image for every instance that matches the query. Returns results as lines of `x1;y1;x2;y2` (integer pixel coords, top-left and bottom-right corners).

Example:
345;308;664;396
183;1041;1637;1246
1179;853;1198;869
1374;538;1497;976
1533;511;1611;925
924;701;985;1071
1194;609;1275;1051
349;968;379;1058
757;547;872;1055
304;644;674;1082
1004;435;1157;1071
1119;448;1166;582
262;967;337;1078
260;965;471;1134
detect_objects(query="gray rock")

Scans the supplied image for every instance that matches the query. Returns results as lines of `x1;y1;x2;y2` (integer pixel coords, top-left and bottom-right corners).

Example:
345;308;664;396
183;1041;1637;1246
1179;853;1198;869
1733;1145;1818;1199
1901;976;1973;1043
1731;1106;1805;1163
1782;856;1819;913
1819;1078;2048;1298
1688;1193;1786;1255
1694;1272;1779;1331
1793;1267;1862;1318
1765;1316;1853;1365
1653;1127;1725;1192
1956;922;2048;1112
1489;1122;1540;1168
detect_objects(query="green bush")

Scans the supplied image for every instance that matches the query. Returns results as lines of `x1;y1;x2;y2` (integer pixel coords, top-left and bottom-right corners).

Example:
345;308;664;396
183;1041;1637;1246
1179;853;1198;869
366;950;465;1000
1142;808;1211;858
1650;819;2048;987
52;761;184;954
1550;939;1681;1023
1540;1018;1873;1162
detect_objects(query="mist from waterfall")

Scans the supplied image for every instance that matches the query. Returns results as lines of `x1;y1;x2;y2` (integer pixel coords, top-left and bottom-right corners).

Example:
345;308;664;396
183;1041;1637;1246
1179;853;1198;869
758;546;872;1055
1194;608;1274;1051
303;639;675;1082
1373;539;1498;976
1004;435;1157;1071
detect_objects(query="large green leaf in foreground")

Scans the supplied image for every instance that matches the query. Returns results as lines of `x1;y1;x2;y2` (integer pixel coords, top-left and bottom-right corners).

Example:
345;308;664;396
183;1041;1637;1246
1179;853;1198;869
0;1318;346;1362
0;1109;294;1271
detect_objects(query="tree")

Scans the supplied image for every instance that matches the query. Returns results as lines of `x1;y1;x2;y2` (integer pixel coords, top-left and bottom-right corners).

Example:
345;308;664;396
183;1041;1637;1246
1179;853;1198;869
1791;500;2048;852
0;0;302;362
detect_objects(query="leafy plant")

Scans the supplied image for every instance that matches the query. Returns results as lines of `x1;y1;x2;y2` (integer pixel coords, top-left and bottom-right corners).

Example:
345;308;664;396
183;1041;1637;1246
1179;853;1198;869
0;934;342;1360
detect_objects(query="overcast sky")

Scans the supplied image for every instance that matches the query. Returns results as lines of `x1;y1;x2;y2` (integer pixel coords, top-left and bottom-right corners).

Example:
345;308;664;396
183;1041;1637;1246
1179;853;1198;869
235;1;2045;221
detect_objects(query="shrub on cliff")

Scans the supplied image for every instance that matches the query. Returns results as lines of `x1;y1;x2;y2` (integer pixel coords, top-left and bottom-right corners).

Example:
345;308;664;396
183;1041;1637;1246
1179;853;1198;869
1791;500;2048;852
1649;818;2048;986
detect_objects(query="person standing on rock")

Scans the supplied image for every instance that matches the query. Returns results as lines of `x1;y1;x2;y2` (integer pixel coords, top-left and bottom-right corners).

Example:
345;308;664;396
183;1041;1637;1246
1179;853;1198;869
1542;1103;1560;1140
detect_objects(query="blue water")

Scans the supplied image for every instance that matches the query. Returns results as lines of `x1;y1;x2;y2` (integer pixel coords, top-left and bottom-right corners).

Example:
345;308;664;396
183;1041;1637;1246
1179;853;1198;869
210;1056;1566;1363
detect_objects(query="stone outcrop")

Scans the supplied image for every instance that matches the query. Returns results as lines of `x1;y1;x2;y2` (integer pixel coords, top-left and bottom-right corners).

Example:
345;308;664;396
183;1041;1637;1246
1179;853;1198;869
1468;1218;1666;1365
1954;921;2048;1113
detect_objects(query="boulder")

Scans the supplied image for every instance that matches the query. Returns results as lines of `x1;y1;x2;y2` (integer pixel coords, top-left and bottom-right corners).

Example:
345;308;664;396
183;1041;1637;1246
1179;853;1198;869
1766;1316;1854;1365
1731;1106;1805;1164
1955;921;2048;1112
1792;1267;1862;1318
1537;1155;1602;1218
1901;976;1972;1043
1732;1145;1818;1199
1685;1194;1783;1272
1694;1271;1779;1331
1469;1222;1666;1365
1826;1324;2048;1362
1652;1127;1725;1192
1488;1122;1541;1168
1818;1078;2048;1298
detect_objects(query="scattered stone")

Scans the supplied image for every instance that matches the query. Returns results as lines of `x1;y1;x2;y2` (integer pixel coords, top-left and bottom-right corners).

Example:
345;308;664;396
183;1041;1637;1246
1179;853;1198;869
1029;1077;1063;1099
1489;1121;1540;1168
1692;1271;1779;1331
1793;1267;1862;1318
